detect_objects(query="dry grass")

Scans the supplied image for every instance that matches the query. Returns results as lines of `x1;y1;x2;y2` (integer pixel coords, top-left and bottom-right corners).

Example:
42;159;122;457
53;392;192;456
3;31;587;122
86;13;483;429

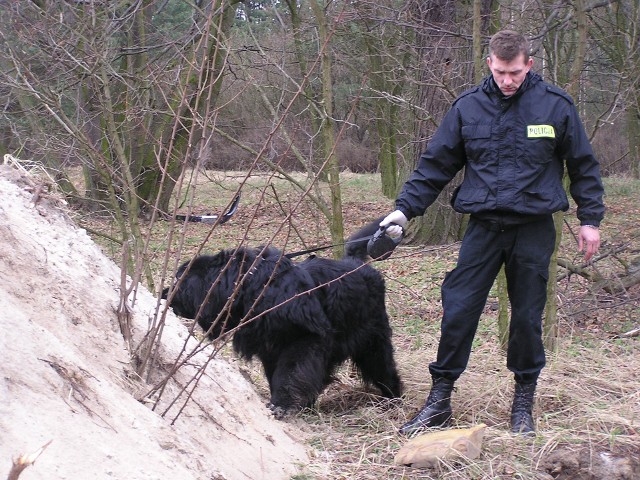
81;170;639;479
290;304;639;479
279;247;638;479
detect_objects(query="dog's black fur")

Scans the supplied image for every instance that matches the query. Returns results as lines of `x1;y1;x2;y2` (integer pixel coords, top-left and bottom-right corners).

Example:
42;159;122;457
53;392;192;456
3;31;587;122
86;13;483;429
162;220;401;417
344;215;386;259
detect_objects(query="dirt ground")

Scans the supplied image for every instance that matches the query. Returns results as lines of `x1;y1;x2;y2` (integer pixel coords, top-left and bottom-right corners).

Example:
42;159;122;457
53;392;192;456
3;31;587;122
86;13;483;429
0;165;314;480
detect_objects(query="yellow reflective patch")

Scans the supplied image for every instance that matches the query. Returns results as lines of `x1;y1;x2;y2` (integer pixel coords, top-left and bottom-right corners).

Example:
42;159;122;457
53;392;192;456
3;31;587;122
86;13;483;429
527;125;555;138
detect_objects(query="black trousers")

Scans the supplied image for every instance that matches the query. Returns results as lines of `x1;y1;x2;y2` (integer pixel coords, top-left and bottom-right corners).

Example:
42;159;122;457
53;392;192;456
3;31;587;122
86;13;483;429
428;216;556;384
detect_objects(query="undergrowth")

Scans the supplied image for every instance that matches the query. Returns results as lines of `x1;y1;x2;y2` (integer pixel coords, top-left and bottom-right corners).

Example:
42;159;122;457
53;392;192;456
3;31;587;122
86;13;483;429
82;170;639;479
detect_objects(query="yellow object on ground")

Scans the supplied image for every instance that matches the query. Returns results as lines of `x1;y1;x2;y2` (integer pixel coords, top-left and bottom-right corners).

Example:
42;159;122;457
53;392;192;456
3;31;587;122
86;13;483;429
394;423;487;468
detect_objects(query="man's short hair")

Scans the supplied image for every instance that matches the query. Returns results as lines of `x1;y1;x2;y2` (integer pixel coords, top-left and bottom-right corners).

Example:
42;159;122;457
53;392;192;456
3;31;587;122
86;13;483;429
489;30;530;62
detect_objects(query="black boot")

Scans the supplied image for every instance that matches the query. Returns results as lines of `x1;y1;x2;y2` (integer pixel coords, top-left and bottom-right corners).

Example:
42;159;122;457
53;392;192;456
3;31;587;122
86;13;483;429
399;377;454;435
511;382;536;435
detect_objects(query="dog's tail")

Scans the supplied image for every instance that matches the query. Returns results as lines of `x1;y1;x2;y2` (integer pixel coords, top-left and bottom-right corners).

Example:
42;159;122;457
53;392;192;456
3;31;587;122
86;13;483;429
344;216;386;261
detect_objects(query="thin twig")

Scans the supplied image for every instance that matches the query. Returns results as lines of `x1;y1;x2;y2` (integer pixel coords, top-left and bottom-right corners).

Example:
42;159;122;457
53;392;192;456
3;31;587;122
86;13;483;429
7;440;52;480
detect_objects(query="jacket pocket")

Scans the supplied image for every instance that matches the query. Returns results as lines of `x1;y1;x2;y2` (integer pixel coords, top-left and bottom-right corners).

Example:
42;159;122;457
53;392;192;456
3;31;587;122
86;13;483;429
523;137;555;165
462;124;491;139
452;187;489;211
462;124;492;162
522;189;568;213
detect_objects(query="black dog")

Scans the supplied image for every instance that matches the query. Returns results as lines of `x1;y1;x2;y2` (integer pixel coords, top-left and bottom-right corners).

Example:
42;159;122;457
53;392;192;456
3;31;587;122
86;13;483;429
162;226;401;417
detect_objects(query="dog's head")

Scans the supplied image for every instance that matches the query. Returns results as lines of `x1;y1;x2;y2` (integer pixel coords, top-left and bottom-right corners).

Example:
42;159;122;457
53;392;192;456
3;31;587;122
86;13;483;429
162;259;207;320
161;248;261;338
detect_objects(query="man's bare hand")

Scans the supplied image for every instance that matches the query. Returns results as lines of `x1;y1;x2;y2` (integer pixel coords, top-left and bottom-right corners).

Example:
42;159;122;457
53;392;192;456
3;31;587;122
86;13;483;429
578;226;600;262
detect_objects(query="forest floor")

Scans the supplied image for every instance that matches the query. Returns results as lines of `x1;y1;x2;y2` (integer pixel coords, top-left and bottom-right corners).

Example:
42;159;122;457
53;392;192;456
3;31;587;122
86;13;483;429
4;163;638;480
129;170;638;480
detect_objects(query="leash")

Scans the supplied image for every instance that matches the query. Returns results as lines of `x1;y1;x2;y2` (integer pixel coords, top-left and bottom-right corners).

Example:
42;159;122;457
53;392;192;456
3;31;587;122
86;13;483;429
285;224;403;260
284;234;374;259
172;196;401;261
175;193;241;225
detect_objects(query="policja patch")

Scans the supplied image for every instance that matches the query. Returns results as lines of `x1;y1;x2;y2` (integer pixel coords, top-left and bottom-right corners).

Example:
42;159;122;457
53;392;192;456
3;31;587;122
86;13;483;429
526;125;555;138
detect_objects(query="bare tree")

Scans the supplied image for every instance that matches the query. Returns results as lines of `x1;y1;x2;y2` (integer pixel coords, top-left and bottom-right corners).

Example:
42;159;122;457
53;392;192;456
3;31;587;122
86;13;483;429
405;1;477;245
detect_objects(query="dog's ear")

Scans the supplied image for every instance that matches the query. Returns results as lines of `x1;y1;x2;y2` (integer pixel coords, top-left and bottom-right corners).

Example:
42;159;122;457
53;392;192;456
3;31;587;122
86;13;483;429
161;286;170;299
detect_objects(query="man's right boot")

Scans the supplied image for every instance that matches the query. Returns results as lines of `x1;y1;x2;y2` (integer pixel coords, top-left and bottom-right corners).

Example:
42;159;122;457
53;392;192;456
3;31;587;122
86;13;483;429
510;382;536;435
399;377;454;435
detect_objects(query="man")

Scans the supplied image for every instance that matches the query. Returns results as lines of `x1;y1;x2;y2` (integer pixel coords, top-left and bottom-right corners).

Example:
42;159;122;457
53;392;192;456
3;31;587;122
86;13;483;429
381;30;604;436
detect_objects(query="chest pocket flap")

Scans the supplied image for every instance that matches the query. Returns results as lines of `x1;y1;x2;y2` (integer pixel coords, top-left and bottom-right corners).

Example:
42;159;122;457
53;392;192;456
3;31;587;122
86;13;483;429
462;124;491;139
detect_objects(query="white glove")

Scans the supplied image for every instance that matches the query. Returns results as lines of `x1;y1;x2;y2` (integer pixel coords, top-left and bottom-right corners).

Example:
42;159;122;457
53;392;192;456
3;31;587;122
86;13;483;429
380;210;407;238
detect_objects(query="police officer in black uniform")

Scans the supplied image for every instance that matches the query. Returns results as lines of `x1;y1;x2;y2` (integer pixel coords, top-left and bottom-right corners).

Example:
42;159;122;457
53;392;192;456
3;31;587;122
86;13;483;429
381;30;605;436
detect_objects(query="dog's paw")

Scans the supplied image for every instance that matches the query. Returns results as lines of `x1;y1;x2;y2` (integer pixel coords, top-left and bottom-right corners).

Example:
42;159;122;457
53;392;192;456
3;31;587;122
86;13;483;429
267;402;289;420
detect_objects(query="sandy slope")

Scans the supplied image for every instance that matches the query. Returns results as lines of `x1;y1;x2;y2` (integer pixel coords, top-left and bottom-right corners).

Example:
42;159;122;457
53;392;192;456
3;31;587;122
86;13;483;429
0;165;310;480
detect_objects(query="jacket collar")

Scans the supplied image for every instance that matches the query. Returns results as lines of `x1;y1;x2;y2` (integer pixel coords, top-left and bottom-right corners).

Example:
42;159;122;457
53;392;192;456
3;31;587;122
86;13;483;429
482;71;541;100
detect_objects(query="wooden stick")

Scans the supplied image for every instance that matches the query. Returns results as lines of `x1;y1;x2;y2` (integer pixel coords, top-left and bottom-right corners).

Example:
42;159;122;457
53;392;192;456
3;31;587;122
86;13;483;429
620;327;640;338
7;440;52;480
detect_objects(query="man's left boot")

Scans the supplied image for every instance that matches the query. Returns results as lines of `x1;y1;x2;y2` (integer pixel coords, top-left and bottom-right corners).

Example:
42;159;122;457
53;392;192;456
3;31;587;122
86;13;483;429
510;382;536;435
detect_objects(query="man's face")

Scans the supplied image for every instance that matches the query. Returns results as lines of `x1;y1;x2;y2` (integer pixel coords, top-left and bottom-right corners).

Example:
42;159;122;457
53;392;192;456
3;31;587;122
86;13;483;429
487;53;533;96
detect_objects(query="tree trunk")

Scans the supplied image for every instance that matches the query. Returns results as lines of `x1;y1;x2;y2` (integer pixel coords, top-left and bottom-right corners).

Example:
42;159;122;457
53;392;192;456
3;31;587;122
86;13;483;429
409;0;467;245
543;211;564;349
626;98;640;179
543;0;588;352
284;0;322;178
364;29;406;198
370;47;400;198
472;0;484;82
309;0;344;256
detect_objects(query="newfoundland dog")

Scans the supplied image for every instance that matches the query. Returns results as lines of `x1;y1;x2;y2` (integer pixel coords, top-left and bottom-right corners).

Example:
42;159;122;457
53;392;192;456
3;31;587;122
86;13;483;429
162;224;402;418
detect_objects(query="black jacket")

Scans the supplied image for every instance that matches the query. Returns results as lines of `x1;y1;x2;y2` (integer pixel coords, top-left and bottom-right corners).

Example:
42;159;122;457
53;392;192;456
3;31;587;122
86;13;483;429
396;72;605;226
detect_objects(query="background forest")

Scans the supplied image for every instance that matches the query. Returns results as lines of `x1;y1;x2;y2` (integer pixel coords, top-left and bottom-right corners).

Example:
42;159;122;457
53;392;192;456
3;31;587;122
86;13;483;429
2;0;639;229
